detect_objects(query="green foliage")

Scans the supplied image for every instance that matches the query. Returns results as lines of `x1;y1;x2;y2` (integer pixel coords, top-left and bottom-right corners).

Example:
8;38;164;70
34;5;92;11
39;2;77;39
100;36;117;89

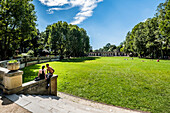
22;57;170;113
43;21;90;59
8;60;18;63
123;0;170;58
95;43;117;52
0;0;37;60
0;0;90;60
27;50;34;56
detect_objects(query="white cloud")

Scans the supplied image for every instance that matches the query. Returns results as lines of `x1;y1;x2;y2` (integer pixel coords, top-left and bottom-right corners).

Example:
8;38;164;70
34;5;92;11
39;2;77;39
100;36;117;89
39;0;103;25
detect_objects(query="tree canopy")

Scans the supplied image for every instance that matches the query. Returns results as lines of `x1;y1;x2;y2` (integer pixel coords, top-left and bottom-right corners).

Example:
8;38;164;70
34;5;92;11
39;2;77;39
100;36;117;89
42;21;90;59
0;0;37;60
123;0;170;58
0;1;90;60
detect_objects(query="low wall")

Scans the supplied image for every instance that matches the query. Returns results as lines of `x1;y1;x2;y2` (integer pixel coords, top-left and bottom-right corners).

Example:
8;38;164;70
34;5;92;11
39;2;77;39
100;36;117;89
0;64;58;96
3;75;58;95
0;56;60;69
2;73;58;95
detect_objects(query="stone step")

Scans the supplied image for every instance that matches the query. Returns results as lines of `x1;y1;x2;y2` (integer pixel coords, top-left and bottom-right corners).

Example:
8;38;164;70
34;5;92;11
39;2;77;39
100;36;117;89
5;94;141;113
22;94;105;113
7;94;105;113
6;94;52;113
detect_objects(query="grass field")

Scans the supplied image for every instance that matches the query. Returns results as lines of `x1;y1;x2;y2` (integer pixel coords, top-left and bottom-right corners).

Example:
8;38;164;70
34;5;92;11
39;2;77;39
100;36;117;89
22;57;170;113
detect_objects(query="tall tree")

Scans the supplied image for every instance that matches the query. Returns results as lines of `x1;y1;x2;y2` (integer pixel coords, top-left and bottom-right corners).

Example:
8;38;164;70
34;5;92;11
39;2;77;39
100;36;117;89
158;0;170;57
0;0;37;60
44;21;90;59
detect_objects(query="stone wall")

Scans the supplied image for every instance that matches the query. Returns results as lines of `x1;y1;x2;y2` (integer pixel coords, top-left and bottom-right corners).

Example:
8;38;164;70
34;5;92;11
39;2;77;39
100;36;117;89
17;75;58;95
0;67;58;96
0;56;60;69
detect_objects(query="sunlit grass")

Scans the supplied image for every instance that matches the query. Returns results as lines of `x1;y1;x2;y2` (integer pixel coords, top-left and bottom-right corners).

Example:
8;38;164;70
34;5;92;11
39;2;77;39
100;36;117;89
22;57;170;113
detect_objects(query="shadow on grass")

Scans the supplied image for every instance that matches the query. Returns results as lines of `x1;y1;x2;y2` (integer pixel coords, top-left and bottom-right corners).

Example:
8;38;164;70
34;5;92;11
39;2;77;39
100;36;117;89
22;64;41;83
60;57;100;62
22;57;100;83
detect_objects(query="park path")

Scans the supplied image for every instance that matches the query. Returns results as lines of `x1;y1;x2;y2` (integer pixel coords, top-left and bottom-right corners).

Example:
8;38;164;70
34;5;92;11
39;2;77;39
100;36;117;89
4;92;142;113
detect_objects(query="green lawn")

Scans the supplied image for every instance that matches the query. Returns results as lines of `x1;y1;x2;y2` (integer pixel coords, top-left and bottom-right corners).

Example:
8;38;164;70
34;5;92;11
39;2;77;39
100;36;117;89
22;57;170;113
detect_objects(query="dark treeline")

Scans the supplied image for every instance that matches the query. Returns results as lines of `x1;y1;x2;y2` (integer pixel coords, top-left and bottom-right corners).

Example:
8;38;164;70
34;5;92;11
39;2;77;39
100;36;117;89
0;0;90;60
123;0;170;59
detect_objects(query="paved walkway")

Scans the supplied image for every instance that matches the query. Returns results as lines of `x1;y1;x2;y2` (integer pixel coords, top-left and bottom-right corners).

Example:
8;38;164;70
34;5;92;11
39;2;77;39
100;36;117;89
0;90;30;113
4;92;142;113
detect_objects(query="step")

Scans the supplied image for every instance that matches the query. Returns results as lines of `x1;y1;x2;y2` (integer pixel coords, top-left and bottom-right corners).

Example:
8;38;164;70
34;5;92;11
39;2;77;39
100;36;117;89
5;94;141;113
6;94;104;113
5;94;52;113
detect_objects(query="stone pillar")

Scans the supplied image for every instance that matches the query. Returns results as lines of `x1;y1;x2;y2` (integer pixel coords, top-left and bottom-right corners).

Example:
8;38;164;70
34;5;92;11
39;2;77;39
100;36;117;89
4;70;23;90
50;75;58;96
0;67;9;87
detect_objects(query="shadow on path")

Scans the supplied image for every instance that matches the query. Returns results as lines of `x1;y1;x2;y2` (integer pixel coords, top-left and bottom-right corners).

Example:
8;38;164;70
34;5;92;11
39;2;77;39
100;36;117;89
31;95;61;100
0;89;14;105
1;96;14;105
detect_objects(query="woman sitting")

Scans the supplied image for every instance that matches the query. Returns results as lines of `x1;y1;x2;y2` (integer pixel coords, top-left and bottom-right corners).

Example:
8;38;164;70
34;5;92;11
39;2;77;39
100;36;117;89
35;65;47;81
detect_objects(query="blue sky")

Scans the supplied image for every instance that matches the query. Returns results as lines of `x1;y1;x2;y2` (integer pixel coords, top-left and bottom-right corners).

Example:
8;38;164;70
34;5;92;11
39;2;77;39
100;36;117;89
33;0;165;50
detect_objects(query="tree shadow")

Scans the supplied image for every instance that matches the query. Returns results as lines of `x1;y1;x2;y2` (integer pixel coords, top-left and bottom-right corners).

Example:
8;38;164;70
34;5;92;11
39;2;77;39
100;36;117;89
1;96;15;105
0;94;61;106
60;57;100;62
22;64;41;83
31;95;60;100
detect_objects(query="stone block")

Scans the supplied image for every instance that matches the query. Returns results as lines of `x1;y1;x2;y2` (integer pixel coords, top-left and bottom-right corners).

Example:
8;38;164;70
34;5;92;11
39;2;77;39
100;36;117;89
20;79;50;95
4;70;23;90
50;75;58;96
0;71;4;80
0;67;10;79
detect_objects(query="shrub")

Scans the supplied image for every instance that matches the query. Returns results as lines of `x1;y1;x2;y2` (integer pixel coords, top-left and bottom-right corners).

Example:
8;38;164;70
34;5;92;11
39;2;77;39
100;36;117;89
8;60;18;63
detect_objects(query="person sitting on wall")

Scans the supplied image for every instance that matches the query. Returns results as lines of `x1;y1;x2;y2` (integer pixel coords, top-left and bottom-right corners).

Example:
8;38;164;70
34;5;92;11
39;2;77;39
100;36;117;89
35;65;47;81
46;64;55;89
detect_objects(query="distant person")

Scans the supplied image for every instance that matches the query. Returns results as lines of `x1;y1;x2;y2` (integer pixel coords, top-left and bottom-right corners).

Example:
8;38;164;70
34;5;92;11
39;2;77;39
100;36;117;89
46;64;55;89
35;65;47;81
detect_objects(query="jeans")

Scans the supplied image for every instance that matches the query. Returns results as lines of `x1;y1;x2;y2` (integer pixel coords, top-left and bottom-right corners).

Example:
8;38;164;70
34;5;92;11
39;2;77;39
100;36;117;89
46;74;53;88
